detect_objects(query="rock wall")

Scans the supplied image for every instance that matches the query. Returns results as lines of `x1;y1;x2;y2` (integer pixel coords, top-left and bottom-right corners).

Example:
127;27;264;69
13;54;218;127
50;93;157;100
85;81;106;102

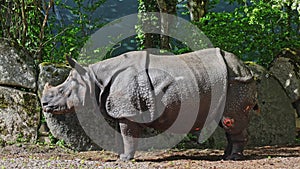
0;87;40;144
0;43;36;91
269;50;300;120
268;48;300;138
269;57;300;102
247;64;296;146
0;42;40;145
0;42;298;151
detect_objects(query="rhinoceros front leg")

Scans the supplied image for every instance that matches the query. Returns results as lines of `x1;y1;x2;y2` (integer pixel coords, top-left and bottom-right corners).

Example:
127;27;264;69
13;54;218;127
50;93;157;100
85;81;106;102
119;118;140;161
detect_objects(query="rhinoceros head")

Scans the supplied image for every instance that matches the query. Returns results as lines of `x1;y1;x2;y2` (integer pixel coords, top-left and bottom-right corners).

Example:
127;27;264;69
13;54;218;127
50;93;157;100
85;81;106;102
41;56;95;114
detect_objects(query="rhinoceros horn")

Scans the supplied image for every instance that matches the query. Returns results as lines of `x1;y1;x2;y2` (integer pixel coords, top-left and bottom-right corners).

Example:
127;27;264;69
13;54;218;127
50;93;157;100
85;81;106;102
44;82;52;90
65;54;87;75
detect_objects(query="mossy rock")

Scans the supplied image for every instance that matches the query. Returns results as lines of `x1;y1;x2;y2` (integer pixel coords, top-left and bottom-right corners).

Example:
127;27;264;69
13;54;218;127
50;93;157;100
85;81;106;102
37;63;71;98
0;42;37;91
0;86;40;144
269;48;300;119
247;64;296;146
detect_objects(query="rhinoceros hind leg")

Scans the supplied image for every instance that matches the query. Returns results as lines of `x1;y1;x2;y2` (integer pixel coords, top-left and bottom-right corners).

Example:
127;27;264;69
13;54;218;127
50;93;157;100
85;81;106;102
223;130;247;160
119;119;140;161
224;142;246;160
223;132;233;159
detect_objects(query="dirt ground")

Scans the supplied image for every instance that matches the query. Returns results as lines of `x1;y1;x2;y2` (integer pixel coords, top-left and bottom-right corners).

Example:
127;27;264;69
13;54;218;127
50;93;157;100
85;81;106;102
0;143;300;169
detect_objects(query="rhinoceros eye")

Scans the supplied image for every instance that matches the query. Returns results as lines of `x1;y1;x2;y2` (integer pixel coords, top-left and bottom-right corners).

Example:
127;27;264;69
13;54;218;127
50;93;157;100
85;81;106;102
48;91;54;98
58;87;64;94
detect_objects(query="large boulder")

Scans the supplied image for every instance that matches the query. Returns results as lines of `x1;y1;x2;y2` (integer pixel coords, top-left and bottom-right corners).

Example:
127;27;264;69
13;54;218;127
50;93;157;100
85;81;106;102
269;49;300;119
0;42;36;91
0;86;40;145
269;48;300;136
38;63;71;98
43;112;101;151
269;56;300;102
247;63;296;146
38;63;100;151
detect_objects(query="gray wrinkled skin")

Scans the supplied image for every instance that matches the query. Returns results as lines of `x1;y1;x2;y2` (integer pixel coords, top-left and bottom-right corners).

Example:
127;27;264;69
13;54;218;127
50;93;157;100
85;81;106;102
41;48;257;161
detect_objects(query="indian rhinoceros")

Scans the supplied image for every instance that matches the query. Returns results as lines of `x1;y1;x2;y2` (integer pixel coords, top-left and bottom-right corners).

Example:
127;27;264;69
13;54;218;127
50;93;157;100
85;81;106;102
41;48;257;161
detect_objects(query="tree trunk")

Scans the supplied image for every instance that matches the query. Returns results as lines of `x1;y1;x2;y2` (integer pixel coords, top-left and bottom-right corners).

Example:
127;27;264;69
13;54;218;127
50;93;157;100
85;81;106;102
137;0;177;51
187;0;209;22
137;0;159;49
156;0;177;50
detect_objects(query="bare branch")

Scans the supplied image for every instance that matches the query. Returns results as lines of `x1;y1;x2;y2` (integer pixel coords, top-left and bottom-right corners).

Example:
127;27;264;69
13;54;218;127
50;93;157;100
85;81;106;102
21;0;27;46
36;0;54;62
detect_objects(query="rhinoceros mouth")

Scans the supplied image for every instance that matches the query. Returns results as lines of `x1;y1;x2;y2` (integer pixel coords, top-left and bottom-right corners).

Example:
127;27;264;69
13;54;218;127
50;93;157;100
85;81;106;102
43;105;75;114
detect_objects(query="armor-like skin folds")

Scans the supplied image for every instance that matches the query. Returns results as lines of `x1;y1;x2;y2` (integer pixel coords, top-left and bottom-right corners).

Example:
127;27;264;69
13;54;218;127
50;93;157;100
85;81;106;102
42;48;257;161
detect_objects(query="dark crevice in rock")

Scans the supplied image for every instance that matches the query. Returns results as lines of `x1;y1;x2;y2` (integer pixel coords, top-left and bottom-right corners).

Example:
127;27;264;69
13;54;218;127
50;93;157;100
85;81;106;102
34;63;45;144
0;84;35;93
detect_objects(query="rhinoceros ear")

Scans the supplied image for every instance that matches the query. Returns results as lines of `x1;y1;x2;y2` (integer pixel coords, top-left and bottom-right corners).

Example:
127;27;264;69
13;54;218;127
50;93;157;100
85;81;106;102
65;54;87;75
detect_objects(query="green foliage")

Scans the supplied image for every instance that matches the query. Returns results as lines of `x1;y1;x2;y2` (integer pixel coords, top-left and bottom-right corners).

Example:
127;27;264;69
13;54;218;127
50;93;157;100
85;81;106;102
55;139;66;148
43;0;105;63
16;133;29;143
48;133;57;145
175;133;199;150
136;0;160;50
198;0;300;67
271;0;300;15
0;0;105;64
0;0;43;61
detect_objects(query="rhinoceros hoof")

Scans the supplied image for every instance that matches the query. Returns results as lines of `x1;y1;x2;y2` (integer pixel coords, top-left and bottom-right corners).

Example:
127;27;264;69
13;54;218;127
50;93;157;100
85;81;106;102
119;154;134;161
223;152;245;161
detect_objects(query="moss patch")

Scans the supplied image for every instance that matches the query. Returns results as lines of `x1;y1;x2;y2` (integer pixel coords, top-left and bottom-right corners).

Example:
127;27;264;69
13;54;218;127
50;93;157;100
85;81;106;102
40;62;70;69
0;86;40;144
0;95;9;109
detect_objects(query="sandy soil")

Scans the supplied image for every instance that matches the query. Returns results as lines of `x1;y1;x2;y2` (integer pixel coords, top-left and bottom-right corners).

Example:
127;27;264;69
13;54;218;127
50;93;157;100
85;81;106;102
0;144;299;168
